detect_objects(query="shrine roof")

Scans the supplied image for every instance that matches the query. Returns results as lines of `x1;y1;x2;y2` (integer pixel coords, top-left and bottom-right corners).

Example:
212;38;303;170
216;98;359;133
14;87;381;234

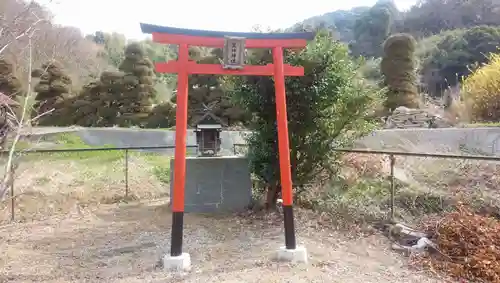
192;111;227;127
140;23;315;40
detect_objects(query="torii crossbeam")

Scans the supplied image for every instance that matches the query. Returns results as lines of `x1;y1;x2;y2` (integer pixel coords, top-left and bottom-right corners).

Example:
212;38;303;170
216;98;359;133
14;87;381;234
141;23;314;269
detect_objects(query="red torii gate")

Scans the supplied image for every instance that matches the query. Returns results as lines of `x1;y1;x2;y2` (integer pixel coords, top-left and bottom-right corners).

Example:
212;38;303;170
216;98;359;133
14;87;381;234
140;23;314;267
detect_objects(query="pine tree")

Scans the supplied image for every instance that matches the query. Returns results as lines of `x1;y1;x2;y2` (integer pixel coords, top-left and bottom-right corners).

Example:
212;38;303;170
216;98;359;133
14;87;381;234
31;61;72;126
70;80;104;126
0;58;22;99
0;58;21;147
98;71;125;126
171;50;247;127
145;102;176;128
117;43;155;127
381;33;419;111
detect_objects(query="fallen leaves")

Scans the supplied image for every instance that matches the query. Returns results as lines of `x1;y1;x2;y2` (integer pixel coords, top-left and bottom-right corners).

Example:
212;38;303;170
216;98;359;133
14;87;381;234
414;204;500;282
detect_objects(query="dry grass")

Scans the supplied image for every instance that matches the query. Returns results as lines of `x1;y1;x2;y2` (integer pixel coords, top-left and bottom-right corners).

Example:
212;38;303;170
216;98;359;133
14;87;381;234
0;199;444;283
0;143;446;282
0;132;494;282
0;150;169;223
297;148;500;229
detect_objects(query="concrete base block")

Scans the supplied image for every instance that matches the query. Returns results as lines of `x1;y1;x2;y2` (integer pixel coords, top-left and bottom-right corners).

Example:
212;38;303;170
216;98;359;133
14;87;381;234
169;156;252;213
163;253;191;271
276;246;308;264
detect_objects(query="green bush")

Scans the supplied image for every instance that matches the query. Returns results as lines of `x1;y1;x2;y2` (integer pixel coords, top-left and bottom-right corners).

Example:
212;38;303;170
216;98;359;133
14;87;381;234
231;29;382;207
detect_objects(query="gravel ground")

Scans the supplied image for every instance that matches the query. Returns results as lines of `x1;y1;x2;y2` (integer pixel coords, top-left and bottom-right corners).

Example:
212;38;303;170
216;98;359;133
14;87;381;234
0;199;445;283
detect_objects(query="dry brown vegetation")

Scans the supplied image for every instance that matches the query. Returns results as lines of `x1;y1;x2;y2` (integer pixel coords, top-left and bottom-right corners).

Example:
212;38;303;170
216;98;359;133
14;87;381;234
331;152;500;282
0;154;442;283
0;145;447;283
0;202;444;283
0;150;168;223
415;205;500;282
0;134;492;282
0;0;110;91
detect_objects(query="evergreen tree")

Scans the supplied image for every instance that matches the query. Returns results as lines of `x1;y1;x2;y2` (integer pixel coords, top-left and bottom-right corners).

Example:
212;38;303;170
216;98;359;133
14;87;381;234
145;102;176;128
31;61;72;126
381;33;419;111
0;58;21;147
117;43;155;127
98;71;125;126
351;0;396;58
171;49;247;127
0;58;22;99
231;30;381;206
70;80;104;126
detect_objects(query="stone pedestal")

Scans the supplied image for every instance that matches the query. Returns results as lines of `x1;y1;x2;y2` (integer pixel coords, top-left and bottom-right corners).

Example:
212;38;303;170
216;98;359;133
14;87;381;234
169;156;252;213
163;253;191;271
276;246;308;264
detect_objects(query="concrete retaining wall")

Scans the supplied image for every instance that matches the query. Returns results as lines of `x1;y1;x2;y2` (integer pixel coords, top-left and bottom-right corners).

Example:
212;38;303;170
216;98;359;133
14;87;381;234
355;127;500;156
25;126;500;156
26;127;249;156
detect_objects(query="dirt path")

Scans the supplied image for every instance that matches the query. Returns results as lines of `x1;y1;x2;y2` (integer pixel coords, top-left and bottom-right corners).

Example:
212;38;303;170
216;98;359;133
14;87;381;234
0;199;444;283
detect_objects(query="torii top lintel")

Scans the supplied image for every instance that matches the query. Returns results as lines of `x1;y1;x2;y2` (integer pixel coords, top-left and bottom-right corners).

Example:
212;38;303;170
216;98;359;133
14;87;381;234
140;23;314;76
140;23;315;49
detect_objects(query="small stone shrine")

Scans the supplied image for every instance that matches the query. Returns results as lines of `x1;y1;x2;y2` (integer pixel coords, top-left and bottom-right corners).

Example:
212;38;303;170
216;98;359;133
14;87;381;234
193;111;225;156
169;107;252;213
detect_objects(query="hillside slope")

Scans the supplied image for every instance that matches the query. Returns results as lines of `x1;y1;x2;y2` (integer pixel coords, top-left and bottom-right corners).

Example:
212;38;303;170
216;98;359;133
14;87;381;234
291;7;369;42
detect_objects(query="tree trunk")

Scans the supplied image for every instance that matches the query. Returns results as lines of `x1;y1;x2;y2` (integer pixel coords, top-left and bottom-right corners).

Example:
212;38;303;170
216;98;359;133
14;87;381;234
264;182;281;210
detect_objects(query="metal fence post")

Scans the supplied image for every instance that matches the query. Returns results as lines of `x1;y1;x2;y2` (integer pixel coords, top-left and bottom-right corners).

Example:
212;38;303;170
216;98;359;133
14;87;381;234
389;154;396;223
125;149;129;198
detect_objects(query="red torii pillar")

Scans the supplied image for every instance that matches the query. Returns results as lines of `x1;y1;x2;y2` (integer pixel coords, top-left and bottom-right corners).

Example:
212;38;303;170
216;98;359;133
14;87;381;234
141;23;313;267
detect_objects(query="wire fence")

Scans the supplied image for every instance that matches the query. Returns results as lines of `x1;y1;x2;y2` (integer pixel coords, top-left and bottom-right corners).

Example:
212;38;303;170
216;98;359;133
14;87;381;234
232;143;500;223
0;145;198;222
3;143;500;224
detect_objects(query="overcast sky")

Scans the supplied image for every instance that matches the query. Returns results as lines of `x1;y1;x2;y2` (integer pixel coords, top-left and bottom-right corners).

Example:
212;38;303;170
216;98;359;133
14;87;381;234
36;0;417;39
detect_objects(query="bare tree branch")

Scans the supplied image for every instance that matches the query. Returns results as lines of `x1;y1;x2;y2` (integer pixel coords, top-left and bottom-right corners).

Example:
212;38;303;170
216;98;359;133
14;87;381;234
0;28;54;201
0;17;43;55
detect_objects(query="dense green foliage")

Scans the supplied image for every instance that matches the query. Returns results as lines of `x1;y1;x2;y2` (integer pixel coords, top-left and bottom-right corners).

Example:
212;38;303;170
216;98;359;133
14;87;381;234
88;31;127;68
396;0;500;37
20;0;500;130
87;31;177;102
417;26;500;95
69;80;105;126
170;49;248;127
17;0;500;132
350;0;398;58
231;30;381;205
145;102;176;129
47;43;165;127
0;58;21;139
298;0;500;98
358;57;383;84
116;43;156;126
292;7;370;42
300;0;500;43
381;33;419;110
31;61;72;126
0;58;22;99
